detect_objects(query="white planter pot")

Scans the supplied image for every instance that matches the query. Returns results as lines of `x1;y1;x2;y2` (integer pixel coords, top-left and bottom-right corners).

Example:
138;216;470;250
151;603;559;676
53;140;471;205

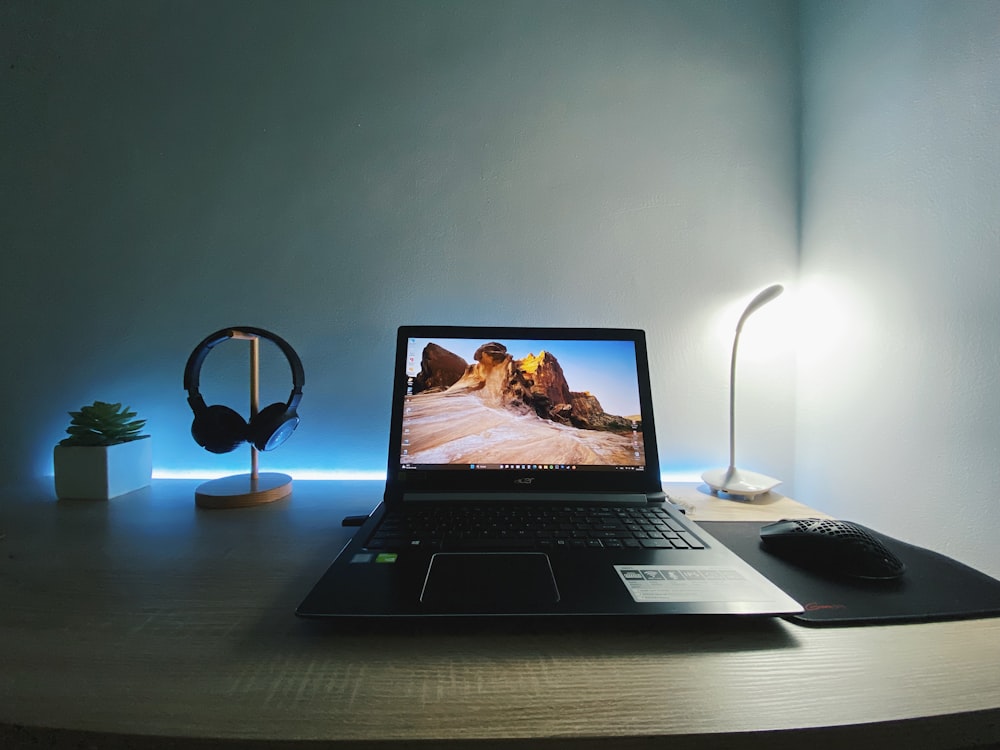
53;437;152;500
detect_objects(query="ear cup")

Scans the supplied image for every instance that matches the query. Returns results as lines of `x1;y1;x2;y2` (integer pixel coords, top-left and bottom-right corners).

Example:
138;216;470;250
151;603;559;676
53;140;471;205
192;404;248;454
248;402;300;452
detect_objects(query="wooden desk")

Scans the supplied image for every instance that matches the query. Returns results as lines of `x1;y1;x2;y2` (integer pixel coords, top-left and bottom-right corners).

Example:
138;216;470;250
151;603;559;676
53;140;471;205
2;480;999;749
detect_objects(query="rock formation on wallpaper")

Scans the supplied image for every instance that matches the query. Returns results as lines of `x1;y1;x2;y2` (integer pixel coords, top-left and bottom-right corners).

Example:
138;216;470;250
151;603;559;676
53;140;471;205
405;341;643;466
412;342;469;394
412;341;635;434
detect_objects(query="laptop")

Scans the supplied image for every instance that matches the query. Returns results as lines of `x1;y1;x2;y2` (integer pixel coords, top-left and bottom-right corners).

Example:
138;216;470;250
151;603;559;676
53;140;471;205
296;325;802;619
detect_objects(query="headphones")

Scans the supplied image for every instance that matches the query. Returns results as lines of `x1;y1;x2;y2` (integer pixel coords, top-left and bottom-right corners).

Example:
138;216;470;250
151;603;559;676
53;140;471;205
183;327;304;454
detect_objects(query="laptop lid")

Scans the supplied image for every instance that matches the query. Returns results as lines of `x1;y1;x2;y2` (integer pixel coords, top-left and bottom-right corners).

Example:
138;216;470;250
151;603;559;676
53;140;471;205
385;326;663;502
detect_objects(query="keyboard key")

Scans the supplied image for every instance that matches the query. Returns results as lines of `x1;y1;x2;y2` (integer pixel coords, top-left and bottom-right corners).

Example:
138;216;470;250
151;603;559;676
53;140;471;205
640;538;676;549
676;532;705;549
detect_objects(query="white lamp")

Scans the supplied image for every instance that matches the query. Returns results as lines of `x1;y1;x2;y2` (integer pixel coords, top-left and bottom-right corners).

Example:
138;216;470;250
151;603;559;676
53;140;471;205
702;284;784;499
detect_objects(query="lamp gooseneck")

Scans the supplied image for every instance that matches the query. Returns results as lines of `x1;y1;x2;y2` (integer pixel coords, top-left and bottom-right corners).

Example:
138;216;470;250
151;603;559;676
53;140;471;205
703;283;784;499
728;284;783;469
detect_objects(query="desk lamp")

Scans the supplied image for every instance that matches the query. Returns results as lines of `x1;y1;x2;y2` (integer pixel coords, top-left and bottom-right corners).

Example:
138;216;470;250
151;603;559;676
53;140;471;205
702;284;783;498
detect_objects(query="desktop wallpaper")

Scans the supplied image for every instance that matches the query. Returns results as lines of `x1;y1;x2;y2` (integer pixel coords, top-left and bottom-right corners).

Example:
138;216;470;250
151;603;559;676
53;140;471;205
400;338;644;468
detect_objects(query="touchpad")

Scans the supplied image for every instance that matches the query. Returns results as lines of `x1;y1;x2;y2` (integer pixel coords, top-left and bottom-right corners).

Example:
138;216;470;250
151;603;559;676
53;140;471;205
420;553;560;613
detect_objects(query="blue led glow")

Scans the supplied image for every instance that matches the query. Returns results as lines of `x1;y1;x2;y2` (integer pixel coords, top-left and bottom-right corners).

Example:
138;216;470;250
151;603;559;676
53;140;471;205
150;468;387;481
42;462;702;483
141;469;703;482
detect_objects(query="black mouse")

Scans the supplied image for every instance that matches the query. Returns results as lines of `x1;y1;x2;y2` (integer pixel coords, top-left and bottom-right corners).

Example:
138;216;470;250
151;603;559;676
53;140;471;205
759;518;906;580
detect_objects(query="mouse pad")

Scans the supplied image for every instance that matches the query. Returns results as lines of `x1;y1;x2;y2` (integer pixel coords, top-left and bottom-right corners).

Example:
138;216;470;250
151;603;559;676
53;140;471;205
701;521;1000;627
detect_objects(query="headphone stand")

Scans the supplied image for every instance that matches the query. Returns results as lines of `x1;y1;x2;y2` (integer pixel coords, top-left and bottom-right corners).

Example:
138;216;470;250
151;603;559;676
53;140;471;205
195;333;292;509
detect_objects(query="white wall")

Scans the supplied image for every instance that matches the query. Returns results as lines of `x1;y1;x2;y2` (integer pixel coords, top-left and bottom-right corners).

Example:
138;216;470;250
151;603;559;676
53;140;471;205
797;0;1000;577
0;1;799;488
5;0;997;577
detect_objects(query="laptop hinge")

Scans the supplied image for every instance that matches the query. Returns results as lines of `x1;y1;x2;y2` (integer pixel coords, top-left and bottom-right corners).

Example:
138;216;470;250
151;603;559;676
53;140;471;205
401;492;649;504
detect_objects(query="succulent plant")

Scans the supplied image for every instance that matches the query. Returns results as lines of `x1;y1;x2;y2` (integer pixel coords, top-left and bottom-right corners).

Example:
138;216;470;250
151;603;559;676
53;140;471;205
59;401;148;447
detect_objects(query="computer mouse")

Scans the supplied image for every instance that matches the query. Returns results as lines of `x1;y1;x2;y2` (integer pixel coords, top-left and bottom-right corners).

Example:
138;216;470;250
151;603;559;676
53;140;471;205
759;518;906;580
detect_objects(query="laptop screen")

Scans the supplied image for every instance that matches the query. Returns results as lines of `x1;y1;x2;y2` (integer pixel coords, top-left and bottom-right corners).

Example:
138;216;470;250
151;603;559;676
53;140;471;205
387;327;662;496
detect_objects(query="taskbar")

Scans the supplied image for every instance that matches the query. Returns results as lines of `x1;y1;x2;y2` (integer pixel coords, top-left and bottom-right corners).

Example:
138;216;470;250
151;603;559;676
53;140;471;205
399;463;645;472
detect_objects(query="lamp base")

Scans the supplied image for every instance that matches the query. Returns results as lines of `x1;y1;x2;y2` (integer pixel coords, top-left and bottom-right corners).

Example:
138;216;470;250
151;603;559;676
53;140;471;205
701;467;781;499
195;472;292;509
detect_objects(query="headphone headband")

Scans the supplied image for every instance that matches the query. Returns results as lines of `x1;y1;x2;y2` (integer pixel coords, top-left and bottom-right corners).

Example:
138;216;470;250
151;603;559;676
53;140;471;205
183;326;304;410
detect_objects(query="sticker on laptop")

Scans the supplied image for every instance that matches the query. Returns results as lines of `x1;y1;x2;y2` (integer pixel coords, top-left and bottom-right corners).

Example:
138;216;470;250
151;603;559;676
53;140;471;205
614;565;767;603
352;552;398;564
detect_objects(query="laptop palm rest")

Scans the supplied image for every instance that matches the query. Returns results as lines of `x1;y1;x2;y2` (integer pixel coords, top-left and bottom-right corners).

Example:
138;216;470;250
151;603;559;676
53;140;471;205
420;553;560;613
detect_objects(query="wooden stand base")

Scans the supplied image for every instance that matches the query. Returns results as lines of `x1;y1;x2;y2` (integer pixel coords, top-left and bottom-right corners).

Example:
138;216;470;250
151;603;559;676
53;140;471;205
195;473;292;509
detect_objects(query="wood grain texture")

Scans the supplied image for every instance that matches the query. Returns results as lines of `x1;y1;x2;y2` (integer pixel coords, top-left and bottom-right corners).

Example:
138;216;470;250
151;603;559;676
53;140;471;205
1;480;998;749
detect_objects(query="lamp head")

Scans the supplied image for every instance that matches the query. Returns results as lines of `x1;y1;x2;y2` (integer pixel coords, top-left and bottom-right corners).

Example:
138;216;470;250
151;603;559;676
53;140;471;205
735;284;784;333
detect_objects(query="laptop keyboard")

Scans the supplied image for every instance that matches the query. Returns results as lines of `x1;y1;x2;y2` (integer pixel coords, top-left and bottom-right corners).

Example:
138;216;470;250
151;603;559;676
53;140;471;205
364;504;706;552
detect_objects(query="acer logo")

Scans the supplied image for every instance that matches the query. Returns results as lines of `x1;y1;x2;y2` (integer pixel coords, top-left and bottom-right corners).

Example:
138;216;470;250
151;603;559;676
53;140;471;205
514;477;535;485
